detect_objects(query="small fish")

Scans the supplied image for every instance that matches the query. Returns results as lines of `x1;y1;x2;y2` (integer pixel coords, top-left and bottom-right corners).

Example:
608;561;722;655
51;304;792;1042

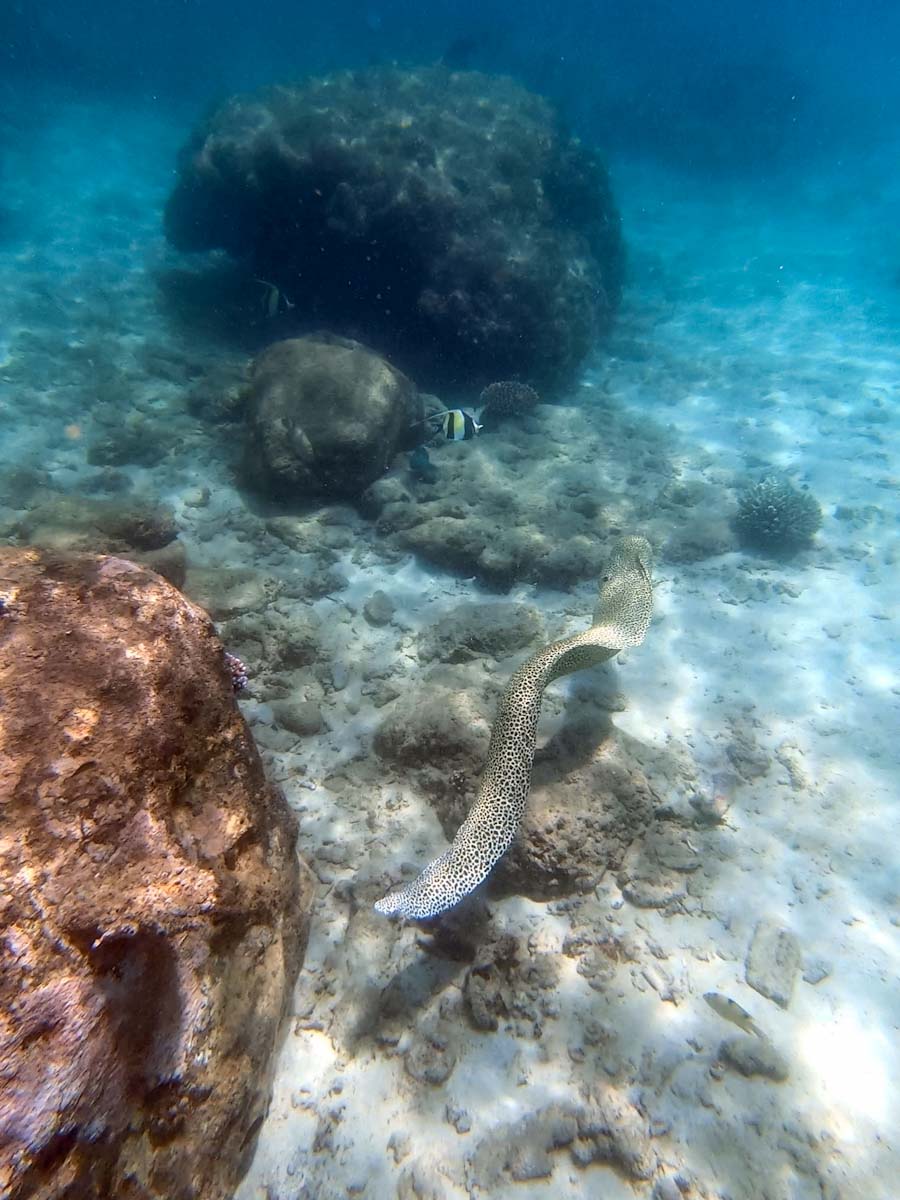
255;278;295;318
429;408;483;441
703;992;764;1038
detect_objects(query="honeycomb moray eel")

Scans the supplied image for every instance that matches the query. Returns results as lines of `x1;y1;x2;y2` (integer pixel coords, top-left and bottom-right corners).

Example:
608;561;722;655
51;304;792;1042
375;535;654;920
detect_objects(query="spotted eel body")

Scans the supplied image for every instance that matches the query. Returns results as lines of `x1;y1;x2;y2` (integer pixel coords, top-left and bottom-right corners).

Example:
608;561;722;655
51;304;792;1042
374;535;654;920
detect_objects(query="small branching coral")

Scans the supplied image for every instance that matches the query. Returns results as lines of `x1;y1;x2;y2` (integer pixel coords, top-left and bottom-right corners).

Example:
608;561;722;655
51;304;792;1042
478;380;540;423
734;476;822;555
224;652;249;693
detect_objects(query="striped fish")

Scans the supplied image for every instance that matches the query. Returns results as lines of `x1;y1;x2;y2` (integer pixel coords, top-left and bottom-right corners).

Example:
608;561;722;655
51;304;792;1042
255;278;295;317
433;408;482;441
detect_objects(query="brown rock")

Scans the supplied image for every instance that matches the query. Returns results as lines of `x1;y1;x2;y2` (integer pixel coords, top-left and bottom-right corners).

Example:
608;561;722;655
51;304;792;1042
15;494;179;552
0;548;313;1200
242;335;423;500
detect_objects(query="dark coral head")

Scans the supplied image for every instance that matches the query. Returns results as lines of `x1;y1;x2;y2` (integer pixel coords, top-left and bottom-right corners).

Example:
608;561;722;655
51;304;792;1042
734;476;823;555
478;380;540;422
164;67;624;391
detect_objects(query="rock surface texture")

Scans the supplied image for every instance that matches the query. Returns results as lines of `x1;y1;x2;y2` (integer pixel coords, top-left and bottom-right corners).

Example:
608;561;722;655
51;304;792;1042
242;335;421;500
165;67;624;390
0;548;312;1200
11;494;186;588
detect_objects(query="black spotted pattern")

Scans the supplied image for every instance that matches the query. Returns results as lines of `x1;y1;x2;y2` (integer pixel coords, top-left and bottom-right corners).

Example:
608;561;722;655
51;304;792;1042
374;536;654;919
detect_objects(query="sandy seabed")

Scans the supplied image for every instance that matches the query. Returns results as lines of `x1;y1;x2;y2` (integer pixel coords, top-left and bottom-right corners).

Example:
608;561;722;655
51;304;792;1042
1;104;898;1200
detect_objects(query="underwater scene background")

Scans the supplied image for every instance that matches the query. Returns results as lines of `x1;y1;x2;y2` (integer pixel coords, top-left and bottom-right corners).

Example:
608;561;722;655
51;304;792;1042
1;2;899;1198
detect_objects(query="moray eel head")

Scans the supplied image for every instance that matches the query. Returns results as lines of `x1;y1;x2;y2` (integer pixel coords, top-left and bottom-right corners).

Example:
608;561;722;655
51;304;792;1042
592;534;653;649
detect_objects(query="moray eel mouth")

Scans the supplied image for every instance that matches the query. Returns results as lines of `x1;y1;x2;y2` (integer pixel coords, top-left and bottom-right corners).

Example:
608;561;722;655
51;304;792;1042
375;534;654;920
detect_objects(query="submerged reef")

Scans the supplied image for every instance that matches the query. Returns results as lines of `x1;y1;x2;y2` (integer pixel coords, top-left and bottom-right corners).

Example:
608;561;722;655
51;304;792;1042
372;658;664;909
734;476;822;555
362;399;731;588
165;67;624;390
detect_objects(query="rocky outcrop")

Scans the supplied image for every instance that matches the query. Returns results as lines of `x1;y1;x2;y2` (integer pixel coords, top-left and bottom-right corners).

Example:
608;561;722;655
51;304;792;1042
0;548;312;1200
164;67;624;391
10;493;186;588
242;335;422;501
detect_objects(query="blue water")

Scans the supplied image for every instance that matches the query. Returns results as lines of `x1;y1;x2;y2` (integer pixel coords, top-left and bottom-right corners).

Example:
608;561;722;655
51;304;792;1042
2;3;899;1199
4;3;899;287
5;0;900;160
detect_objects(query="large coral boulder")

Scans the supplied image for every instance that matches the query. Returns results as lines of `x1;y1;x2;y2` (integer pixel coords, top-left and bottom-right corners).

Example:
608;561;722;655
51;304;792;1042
0;548;312;1200
165;67;624;390
242;335;421;500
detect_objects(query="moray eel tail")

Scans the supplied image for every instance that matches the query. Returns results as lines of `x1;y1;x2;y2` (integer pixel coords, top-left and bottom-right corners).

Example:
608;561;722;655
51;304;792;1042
375;535;654;920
